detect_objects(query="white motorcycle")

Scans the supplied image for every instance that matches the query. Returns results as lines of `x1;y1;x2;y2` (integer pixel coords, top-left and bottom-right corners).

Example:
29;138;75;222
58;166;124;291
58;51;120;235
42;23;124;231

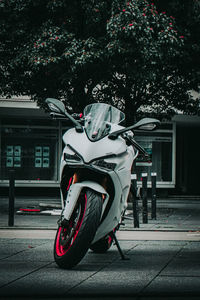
46;98;160;269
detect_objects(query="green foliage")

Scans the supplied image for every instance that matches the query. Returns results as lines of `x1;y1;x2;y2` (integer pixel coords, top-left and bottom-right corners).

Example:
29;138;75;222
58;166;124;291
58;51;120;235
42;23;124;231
0;0;199;120
154;0;200;91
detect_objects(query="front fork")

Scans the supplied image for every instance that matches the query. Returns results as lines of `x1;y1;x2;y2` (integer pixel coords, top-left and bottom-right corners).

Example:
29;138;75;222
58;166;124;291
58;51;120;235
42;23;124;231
59;180;109;225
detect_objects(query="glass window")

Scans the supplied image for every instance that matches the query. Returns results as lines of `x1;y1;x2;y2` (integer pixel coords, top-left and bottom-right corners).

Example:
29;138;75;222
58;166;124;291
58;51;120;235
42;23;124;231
134;130;173;182
6;145;22;168
0;126;59;181
1;117;58;127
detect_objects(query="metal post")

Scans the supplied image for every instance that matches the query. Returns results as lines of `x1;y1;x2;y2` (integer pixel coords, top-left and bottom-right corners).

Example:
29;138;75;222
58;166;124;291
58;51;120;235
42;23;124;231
151;172;157;220
8;169;15;227
142;173;148;224
131;174;139;228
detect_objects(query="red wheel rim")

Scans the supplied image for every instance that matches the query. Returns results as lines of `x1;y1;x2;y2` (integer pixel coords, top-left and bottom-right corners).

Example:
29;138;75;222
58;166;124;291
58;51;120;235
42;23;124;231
55;194;87;256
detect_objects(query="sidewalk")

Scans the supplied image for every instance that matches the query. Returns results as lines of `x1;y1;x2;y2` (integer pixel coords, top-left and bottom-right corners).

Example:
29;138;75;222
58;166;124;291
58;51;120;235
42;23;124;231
0;196;200;298
0;231;200;298
0;196;200;232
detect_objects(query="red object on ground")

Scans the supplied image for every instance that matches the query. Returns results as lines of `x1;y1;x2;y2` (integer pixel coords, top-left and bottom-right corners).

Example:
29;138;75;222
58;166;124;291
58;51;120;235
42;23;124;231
19;208;41;212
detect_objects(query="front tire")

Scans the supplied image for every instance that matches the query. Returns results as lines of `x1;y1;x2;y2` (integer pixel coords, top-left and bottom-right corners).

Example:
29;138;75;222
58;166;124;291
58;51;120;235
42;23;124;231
54;189;102;269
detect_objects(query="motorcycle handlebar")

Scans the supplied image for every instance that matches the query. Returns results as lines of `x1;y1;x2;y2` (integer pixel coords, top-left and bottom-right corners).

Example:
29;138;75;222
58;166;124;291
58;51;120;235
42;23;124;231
71;113;83;120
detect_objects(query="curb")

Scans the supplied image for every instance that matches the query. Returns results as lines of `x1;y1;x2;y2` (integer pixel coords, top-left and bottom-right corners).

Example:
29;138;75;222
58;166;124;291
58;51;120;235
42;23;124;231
0;226;57;230
0;226;199;232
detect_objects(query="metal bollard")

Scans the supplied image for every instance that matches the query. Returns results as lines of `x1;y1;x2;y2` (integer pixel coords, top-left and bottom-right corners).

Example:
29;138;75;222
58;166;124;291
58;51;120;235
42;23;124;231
8;169;15;227
151;172;157;220
131;174;139;228
142;173;148;224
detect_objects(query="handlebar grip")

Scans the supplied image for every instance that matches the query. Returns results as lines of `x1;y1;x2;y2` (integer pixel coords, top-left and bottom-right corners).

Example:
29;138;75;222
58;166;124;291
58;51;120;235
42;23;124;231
72;113;83;119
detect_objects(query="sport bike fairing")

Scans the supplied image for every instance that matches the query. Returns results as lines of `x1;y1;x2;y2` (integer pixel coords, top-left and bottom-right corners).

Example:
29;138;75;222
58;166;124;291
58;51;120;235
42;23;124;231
62;102;127;163
45;99;160;269
60;102;136;244
62;128;127;164
61;129;136;242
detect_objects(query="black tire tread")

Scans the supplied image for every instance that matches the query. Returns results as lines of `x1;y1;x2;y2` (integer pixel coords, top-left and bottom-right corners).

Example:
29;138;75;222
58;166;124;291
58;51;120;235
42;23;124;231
54;189;102;269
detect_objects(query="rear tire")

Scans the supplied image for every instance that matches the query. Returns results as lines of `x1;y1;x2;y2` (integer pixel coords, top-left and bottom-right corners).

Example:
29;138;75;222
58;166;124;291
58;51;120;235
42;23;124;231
54;189;102;269
90;229;116;253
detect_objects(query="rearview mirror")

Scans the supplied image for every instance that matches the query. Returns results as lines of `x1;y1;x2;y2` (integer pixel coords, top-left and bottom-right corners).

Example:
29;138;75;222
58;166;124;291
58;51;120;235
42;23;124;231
45;98;84;132
133;118;160;131
109;117;160;139
46;98;65;114
137;124;157;131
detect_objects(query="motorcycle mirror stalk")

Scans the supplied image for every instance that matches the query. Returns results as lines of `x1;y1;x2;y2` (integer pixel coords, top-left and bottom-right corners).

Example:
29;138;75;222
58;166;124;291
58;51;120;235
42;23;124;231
50;112;66;119
45;98;83;132
108;117;160;140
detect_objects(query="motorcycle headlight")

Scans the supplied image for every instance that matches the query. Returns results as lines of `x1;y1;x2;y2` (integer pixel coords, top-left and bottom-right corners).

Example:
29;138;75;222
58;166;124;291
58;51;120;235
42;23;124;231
92;159;116;171
64;152;81;162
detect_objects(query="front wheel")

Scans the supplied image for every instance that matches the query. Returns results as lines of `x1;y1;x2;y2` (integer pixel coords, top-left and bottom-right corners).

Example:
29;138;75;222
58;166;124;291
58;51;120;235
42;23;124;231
54;188;102;269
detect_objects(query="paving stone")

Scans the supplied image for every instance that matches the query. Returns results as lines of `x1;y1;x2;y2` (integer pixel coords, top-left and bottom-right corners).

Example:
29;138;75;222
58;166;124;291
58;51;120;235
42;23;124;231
143;275;200;296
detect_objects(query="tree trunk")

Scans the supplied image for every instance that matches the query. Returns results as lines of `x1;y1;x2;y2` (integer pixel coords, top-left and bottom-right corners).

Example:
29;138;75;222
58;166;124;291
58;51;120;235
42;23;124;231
72;81;89;112
124;100;137;126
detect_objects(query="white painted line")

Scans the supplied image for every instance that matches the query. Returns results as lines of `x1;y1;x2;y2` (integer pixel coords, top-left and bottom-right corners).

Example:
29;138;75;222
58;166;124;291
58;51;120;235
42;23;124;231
0;229;56;239
187;233;200;236
116;231;200;241
1;230;200;241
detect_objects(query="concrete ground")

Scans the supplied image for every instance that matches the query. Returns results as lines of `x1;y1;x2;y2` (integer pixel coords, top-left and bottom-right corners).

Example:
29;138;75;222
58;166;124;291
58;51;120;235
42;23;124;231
0;232;200;299
0;196;200;299
0;196;200;232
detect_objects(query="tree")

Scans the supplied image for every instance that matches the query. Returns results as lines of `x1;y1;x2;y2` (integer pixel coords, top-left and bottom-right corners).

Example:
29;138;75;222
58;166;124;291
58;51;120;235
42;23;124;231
154;0;200;115
0;0;196;122
0;0;112;111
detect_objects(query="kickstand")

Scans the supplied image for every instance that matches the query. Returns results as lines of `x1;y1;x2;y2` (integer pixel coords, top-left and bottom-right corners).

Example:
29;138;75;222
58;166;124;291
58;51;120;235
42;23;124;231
110;231;130;260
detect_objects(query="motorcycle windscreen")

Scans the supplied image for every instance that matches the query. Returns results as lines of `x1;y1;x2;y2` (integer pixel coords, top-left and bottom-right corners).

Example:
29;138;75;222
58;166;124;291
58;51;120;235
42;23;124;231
84;103;125;141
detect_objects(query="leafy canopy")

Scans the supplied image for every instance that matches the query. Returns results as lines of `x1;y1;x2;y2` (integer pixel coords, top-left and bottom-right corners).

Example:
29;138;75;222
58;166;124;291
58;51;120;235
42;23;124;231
0;0;197;120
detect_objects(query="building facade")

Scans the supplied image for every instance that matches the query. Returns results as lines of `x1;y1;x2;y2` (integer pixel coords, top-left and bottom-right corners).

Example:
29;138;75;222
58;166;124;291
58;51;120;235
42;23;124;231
0;98;199;196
